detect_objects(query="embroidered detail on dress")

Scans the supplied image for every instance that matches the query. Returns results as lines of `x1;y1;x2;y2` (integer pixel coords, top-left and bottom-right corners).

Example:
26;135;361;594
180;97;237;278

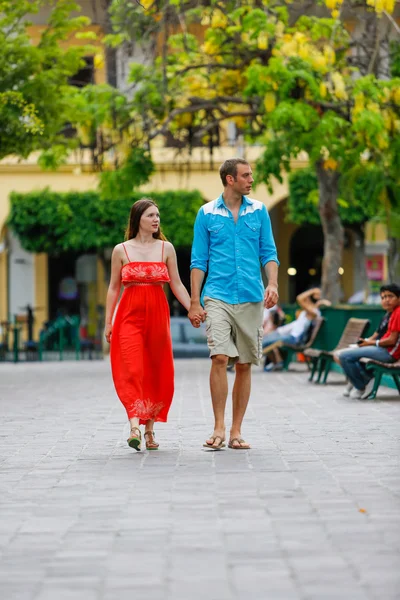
121;262;170;285
127;398;164;420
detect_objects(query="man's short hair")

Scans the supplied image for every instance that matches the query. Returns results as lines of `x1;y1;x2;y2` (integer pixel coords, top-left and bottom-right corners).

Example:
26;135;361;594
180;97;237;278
219;158;250;186
380;283;400;298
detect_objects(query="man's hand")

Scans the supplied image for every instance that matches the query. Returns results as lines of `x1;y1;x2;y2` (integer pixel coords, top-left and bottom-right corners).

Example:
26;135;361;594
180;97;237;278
264;284;279;309
188;302;206;328
358;337;373;347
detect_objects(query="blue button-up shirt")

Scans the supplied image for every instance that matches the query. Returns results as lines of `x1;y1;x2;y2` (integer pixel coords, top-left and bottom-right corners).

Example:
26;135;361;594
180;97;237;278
190;194;279;305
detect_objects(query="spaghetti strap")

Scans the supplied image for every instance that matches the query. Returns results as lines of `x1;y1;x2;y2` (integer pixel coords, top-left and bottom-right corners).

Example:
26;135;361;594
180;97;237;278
122;243;130;262
161;241;165;263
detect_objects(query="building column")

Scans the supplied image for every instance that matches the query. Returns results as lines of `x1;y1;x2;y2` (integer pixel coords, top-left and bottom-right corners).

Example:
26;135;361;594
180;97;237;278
34;254;48;339
0;243;8;323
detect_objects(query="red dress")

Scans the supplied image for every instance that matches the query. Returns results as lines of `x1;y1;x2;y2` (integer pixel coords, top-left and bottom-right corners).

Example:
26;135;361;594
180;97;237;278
110;242;174;424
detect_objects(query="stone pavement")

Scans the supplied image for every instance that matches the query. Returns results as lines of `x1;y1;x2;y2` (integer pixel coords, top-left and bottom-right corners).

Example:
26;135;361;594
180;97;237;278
0;359;399;600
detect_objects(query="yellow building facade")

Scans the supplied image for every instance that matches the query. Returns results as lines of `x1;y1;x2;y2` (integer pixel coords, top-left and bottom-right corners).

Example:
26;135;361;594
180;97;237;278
0;2;393;344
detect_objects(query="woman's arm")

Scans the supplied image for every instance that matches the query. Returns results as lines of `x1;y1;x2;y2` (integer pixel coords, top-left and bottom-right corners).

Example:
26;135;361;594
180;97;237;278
104;245;123;343
165;242;192;312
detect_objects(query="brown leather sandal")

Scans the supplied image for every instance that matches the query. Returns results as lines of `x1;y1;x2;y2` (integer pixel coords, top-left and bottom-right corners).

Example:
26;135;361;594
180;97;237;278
228;438;251;449
144;430;159;451
203;435;225;450
127;427;141;451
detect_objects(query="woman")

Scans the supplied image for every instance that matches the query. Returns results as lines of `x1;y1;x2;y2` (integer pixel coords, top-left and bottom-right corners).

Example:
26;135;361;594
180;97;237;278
105;198;197;451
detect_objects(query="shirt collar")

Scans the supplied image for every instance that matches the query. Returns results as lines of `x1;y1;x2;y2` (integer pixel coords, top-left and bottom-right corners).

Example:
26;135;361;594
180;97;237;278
217;194;253;208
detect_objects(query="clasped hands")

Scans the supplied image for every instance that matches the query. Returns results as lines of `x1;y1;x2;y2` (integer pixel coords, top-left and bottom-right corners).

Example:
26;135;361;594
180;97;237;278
188;303;207;328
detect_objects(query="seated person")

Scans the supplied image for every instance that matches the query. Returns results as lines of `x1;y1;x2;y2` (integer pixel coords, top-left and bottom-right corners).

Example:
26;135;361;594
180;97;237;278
263;305;286;336
263;287;331;371
339;283;400;399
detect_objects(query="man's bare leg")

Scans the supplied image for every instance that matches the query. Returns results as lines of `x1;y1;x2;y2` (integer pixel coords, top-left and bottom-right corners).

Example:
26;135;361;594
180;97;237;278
230;362;251;448
206;354;229;448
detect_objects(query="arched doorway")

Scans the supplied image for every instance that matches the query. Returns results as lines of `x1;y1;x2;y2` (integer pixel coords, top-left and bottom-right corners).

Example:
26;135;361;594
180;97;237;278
289;225;324;302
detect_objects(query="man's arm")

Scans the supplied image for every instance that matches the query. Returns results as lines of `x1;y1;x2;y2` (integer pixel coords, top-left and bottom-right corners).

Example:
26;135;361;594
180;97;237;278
263;261;279;309
259;205;279;309
188;209;209;326
296;288;320;319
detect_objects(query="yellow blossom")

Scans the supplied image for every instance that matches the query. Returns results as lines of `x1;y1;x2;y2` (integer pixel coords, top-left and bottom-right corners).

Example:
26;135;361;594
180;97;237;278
382;109;392;131
323;158;338;170
324;46;336;65
257;32;269;50
203;41;219;55
385;0;395;12
393;88;400;105
211;11;227;29
264;92;276;112
320;82;327;98
325;0;338;10
377;134;388;149
332;9;340;18
312;54;328;70
298;44;310;60
233;116;246;129
331;72;347;100
175;113;193;128
367;101;380;113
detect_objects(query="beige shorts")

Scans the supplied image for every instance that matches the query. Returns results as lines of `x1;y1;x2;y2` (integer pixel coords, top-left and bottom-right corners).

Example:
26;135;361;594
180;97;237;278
204;296;264;366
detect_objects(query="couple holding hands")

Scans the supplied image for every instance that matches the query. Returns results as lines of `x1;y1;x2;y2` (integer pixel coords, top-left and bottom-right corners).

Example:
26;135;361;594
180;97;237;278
105;158;279;452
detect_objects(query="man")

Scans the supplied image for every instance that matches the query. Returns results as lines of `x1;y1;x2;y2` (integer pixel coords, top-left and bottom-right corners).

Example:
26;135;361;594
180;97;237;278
339;283;400;399
262;287;331;371
188;158;279;450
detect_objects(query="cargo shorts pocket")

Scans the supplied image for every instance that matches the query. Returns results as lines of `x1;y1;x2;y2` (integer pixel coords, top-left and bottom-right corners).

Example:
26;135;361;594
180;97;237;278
258;327;264;361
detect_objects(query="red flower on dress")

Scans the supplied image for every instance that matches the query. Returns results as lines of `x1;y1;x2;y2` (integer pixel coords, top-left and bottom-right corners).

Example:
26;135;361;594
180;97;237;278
128;398;164;420
121;262;170;285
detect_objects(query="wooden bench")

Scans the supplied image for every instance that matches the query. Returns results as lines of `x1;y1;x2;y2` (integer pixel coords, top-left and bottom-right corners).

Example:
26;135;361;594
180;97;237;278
359;357;400;399
304;318;370;384
262;316;325;371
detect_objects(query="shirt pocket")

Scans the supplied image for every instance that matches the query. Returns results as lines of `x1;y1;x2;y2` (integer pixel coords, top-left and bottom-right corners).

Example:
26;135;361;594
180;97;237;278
208;223;225;244
244;220;261;238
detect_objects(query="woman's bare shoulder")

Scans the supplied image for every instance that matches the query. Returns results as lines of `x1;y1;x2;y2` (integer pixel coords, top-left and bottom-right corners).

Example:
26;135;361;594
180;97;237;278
164;240;176;256
112;243;125;257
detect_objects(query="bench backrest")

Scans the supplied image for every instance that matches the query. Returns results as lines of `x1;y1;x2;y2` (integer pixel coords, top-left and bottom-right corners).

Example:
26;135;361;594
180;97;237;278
335;318;370;351
303;316;325;349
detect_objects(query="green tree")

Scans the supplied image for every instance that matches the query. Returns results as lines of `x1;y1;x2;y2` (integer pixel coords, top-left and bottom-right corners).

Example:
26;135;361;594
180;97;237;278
0;0;92;161
8;188;204;253
96;0;400;302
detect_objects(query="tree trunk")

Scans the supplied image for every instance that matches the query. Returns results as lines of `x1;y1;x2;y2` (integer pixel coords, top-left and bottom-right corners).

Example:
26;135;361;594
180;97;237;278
316;162;343;304
352;223;368;299
388;237;399;283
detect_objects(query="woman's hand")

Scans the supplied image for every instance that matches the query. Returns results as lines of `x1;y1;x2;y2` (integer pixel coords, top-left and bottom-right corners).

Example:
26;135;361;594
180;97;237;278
105;324;112;343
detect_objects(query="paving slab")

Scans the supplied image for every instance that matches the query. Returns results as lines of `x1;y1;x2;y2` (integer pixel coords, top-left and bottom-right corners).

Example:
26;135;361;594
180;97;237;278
0;359;399;600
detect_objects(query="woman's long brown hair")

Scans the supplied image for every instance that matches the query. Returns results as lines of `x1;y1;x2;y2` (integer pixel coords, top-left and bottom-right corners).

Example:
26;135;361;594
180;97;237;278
124;198;167;241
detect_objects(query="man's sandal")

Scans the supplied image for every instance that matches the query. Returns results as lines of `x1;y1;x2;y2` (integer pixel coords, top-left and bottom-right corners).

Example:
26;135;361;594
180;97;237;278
127;427;141;451
144;431;159;451
203;435;225;451
228;438;251;450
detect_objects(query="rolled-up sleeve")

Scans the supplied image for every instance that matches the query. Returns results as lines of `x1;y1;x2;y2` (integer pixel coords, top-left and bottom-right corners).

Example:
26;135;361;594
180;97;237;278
259;205;279;267
190;208;209;272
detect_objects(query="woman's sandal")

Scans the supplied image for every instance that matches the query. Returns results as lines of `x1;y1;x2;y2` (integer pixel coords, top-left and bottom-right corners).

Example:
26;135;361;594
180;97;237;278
203;435;225;450
144;430;159;451
127;426;141;451
228;438;251;450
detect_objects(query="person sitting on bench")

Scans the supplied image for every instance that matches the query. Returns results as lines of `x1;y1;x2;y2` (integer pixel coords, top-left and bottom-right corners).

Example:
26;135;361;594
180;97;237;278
262;287;331;372
339;283;400;399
